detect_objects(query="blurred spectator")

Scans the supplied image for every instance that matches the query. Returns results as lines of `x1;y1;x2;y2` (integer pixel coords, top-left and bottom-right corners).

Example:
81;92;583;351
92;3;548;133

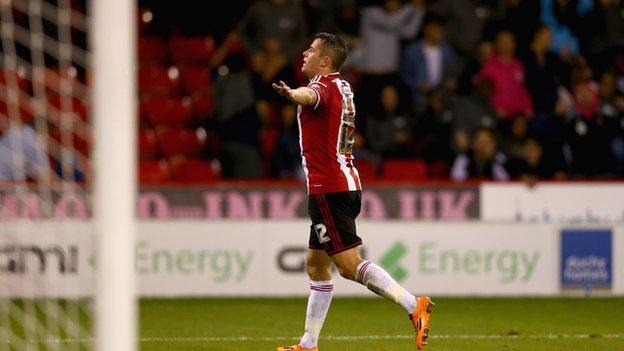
500;114;530;161
357;0;425;114
213;53;263;178
540;0;593;57
599;72;621;114
614;52;624;94
316;0;361;45
478;31;533;120
486;0;541;51
0;123;50;181
210;31;246;69
451;127;509;181
450;80;497;154
563;80;614;177
250;38;297;102
522;26;570;137
214;54;255;124
587;0;624;70
574;80;600;119
301;0;335;34
507;138;567;182
352;131;382;169
366;84;416;158
598;71;624;176
401;14;458;109
555;85;577;118
359;0;424;73
237;0;307;59
434;0;495;58
457;40;495;96
53;152;87;182
417;89;454;163
275;104;303;179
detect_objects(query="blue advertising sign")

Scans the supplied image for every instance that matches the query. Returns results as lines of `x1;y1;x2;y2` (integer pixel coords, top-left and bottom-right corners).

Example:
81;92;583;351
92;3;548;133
561;229;612;287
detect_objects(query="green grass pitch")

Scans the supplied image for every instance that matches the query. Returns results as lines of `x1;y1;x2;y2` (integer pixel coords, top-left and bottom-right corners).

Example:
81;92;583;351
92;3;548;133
140;297;624;351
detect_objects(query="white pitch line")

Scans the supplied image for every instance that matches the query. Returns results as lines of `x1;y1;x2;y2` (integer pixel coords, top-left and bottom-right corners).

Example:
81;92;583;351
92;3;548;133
2;334;624;344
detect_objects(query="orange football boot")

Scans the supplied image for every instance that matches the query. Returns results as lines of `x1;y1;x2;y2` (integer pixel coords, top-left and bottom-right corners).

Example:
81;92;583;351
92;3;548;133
409;296;434;349
276;345;317;351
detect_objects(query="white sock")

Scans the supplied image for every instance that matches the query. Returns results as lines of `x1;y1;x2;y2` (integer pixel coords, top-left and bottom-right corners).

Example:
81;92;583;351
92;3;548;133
355;261;416;314
299;280;333;349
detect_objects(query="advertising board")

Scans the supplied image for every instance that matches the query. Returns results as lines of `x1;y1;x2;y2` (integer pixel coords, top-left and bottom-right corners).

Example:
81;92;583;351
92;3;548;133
3;221;623;297
136;222;559;296
561;229;612;290
481;183;624;223
0;221;94;298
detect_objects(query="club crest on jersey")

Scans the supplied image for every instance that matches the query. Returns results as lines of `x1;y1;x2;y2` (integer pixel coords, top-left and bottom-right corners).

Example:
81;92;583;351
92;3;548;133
337;80;352;95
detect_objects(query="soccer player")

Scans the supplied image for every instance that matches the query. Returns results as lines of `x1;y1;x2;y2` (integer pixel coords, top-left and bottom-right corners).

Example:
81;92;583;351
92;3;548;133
272;32;434;351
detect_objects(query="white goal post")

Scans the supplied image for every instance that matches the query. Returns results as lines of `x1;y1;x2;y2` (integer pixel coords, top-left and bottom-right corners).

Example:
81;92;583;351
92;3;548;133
92;0;137;350
0;0;137;349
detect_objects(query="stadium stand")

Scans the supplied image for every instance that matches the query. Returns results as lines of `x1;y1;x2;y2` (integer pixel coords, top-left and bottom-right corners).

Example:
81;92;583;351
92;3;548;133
6;0;624;185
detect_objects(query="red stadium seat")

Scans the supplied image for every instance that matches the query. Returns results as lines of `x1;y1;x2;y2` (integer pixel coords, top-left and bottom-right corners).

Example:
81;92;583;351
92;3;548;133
169;36;215;64
0;70;30;92
141;96;193;126
0;99;33;124
50;129;90;156
0;70;31;122
47;97;88;122
260;128;280;157
381;159;427;181
179;66;212;94
189;92;215;119
354;160;378;182
139;159;170;184
203;130;220;157
138;129;159;159
169;158;221;183
33;67;83;98
138;37;168;64
156;127;205;157
138;66;180;96
428;160;450;179
73;133;89;156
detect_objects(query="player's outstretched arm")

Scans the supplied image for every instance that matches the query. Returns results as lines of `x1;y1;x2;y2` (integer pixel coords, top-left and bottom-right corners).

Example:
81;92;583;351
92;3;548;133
272;80;318;106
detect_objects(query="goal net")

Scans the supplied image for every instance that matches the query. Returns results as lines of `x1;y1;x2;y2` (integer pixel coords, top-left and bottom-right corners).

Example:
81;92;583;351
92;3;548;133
0;0;136;350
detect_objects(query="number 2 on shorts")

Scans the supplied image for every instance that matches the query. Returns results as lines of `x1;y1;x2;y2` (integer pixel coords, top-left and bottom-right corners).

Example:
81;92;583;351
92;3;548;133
314;223;330;243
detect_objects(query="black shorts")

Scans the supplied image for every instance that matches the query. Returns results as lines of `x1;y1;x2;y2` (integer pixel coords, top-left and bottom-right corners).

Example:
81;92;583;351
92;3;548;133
308;191;362;255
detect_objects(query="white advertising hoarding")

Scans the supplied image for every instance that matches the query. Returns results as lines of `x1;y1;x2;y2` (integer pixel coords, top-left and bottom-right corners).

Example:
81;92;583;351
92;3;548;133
0;221;94;298
2;221;623;297
135;222;559;296
481;183;624;223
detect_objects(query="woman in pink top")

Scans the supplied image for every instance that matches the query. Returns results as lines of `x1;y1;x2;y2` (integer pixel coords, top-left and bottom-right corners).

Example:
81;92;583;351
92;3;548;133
478;31;533;120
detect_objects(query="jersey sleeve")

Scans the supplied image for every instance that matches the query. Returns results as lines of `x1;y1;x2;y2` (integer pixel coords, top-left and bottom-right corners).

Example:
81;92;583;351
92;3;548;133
308;79;331;110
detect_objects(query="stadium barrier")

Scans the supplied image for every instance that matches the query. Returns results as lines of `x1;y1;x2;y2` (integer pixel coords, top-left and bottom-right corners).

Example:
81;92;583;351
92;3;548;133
2;221;622;297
